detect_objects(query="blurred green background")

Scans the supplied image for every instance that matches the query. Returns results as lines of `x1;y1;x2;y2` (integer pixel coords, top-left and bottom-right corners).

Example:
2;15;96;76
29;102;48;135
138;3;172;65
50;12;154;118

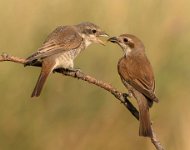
0;0;190;149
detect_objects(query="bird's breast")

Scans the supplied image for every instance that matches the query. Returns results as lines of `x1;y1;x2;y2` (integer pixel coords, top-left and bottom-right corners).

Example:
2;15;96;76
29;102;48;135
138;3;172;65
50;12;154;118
55;48;82;69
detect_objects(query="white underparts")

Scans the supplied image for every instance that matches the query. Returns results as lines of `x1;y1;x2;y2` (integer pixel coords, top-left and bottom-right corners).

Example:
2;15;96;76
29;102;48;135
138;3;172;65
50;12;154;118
55;48;82;69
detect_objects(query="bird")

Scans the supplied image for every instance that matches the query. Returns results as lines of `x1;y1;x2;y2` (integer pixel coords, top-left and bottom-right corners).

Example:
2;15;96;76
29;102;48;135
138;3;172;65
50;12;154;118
108;34;159;137
24;22;108;97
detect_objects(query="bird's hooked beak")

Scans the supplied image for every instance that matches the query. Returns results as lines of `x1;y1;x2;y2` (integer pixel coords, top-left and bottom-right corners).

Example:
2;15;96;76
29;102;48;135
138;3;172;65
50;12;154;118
108;37;125;50
107;36;119;43
96;31;109;46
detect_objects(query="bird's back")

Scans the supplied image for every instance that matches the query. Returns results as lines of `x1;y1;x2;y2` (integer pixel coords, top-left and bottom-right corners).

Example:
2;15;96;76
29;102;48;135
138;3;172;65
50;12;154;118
118;53;159;104
25;25;83;66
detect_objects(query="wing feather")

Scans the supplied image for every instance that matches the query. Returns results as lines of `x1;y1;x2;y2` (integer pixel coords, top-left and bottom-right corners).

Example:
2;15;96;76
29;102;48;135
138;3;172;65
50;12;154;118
26;26;83;62
118;55;158;102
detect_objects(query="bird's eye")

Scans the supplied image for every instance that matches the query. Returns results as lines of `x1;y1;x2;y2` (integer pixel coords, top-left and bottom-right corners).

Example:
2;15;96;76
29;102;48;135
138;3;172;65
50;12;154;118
123;38;128;43
92;29;97;34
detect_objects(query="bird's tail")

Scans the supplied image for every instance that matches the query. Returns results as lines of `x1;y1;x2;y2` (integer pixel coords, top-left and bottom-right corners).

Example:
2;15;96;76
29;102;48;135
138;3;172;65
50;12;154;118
31;63;53;97
135;92;153;137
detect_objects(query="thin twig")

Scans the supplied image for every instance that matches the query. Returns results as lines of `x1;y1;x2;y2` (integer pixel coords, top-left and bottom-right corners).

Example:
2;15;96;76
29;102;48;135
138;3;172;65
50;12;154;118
0;53;139;119
0;53;164;150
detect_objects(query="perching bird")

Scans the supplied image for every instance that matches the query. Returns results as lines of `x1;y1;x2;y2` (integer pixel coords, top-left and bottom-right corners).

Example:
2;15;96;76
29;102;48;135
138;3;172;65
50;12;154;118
25;22;108;97
108;34;159;137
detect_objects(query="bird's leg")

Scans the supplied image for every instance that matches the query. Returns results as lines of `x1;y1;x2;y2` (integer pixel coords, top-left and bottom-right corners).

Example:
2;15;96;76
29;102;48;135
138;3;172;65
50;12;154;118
121;79;134;98
123;82;133;98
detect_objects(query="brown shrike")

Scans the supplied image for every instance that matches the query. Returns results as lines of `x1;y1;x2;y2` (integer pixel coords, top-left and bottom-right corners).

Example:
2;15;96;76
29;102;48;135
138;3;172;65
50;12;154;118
25;22;108;97
108;34;159;137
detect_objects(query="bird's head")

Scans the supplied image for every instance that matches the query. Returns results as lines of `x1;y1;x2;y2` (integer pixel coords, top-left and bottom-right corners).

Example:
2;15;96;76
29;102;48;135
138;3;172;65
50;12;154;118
77;22;109;46
108;34;145;56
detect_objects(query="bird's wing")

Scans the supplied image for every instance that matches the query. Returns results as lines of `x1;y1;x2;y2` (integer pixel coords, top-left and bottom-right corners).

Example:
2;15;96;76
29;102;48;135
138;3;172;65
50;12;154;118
118;56;159;102
26;26;83;62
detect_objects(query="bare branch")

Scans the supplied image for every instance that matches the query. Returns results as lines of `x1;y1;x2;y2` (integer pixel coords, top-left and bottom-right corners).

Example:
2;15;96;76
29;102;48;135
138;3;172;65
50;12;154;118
151;127;165;150
0;53;139;119
0;52;26;64
0;53;164;150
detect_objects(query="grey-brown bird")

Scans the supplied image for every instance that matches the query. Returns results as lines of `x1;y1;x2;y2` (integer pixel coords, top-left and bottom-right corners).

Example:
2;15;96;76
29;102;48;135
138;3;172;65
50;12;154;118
108;34;159;137
25;22;108;97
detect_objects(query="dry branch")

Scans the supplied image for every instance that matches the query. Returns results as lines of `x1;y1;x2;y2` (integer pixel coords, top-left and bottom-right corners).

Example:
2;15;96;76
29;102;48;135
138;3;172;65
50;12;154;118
0;53;164;150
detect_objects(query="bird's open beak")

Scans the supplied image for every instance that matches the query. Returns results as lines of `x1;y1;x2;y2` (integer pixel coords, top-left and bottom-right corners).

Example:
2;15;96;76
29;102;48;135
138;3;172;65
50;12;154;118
98;31;109;37
107;37;118;43
96;38;106;46
96;31;109;46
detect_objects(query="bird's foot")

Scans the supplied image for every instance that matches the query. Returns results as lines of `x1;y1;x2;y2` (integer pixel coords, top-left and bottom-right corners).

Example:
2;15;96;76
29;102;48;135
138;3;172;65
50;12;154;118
123;93;129;99
64;68;81;79
122;93;130;104
53;68;81;74
128;91;133;98
122;92;134;104
66;68;81;72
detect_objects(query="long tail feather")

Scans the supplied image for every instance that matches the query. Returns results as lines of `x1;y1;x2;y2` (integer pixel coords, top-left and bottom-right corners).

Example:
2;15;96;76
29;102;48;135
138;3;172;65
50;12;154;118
134;91;153;137
31;62;54;97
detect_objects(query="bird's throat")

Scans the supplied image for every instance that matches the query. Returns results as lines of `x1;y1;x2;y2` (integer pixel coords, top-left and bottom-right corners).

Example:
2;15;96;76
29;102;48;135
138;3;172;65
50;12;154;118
84;39;92;48
124;46;132;57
